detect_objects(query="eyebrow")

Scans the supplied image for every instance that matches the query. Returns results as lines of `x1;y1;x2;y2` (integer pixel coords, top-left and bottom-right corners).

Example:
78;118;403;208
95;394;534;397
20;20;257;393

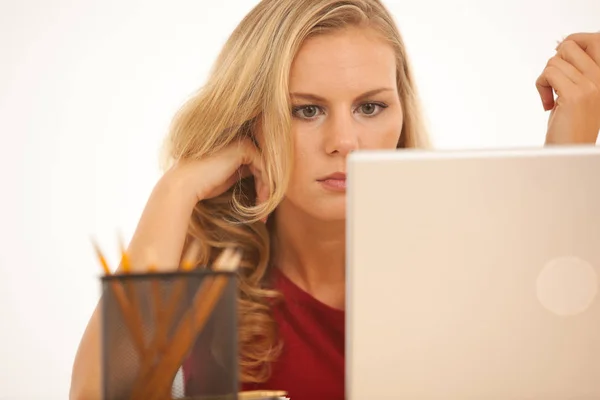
290;87;395;103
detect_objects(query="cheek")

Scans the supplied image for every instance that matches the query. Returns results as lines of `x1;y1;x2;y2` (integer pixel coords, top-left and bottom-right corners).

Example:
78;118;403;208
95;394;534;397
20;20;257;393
288;126;317;185
365;113;403;149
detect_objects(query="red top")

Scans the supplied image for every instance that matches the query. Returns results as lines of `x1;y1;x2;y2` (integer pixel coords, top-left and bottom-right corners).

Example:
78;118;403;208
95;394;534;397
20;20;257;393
183;268;345;400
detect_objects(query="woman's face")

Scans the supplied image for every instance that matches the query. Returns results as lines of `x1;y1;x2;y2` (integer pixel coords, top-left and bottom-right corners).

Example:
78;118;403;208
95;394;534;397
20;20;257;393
280;26;403;221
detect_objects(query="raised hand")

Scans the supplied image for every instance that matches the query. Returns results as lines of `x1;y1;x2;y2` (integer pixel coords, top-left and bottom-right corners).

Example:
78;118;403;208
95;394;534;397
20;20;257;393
536;32;600;145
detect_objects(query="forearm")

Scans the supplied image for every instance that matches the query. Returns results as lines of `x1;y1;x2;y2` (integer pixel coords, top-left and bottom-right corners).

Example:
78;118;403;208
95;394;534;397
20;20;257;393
69;176;197;400
125;176;198;272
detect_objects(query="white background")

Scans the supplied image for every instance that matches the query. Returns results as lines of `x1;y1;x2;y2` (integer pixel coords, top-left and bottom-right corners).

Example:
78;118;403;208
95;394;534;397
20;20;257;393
0;0;598;398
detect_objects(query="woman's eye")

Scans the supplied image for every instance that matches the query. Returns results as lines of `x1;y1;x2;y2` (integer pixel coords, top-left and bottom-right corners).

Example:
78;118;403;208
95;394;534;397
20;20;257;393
292;103;387;120
358;103;386;116
301;106;319;118
293;105;322;119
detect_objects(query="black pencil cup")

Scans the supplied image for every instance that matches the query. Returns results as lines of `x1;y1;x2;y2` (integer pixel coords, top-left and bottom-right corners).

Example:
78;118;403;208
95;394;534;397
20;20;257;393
100;270;239;400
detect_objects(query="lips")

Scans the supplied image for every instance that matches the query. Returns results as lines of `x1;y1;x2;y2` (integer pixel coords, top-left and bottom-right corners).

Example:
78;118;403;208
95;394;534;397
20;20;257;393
318;172;346;181
317;172;347;191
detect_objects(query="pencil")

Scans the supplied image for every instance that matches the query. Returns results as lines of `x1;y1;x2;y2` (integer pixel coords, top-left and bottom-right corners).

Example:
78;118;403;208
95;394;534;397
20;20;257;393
92;239;147;356
148;262;164;354
158;239;202;350
117;232;131;273
92;237;112;275
131;240;202;395
118;234;147;358
134;248;241;400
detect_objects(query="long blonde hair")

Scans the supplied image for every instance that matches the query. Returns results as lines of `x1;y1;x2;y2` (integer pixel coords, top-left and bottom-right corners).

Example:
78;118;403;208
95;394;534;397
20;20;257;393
161;0;429;383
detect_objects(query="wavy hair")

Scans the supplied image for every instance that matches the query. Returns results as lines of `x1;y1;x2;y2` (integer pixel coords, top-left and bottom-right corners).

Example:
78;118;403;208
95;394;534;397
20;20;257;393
161;0;430;383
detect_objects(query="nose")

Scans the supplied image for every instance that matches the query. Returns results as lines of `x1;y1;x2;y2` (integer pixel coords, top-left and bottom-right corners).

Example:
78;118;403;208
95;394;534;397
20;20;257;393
324;112;360;156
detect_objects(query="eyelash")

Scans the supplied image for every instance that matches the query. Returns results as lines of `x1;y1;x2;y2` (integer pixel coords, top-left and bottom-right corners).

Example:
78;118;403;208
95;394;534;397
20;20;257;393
291;102;388;120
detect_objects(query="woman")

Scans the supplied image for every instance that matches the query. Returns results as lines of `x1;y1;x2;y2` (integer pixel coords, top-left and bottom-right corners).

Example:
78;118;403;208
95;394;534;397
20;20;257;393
70;0;600;399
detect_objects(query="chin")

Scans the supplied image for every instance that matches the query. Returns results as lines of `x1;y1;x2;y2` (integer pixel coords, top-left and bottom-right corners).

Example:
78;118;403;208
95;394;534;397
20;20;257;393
281;192;347;222
311;199;347;222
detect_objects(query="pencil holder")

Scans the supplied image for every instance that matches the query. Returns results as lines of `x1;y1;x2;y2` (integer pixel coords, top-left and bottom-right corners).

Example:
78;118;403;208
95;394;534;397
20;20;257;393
100;270;239;400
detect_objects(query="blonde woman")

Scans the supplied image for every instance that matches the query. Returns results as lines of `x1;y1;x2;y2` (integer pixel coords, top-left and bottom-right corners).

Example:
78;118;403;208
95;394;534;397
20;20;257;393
70;0;600;399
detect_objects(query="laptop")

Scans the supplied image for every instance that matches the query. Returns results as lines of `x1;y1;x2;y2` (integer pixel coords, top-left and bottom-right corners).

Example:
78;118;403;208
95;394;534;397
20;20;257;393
345;146;600;399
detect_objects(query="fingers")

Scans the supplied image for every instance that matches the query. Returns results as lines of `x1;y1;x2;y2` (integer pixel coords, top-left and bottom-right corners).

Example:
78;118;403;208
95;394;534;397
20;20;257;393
562;32;600;66
557;39;600;87
247;153;270;214
537;33;600;111
236;140;266;188
536;60;576;111
537;59;600;111
233;138;270;221
234;139;262;169
548;55;582;84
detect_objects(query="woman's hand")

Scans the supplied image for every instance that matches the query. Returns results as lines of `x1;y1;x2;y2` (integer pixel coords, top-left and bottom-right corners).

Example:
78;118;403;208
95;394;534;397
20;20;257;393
536;32;600;145
162;138;269;208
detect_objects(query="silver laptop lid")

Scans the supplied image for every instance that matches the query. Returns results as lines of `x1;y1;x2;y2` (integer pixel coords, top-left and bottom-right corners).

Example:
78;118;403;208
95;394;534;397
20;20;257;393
346;146;600;399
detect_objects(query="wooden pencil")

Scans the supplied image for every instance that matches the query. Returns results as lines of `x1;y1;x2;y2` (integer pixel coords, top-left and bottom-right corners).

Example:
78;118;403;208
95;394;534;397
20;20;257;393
148;262;163;354
158;240;202;351
117;233;131;273
134;249;236;400
130;240;202;395
92;239;146;356
118;237;150;363
134;248;241;400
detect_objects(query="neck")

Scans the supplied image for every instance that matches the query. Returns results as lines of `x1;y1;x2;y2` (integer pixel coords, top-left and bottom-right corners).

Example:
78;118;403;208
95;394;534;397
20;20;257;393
271;200;346;310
